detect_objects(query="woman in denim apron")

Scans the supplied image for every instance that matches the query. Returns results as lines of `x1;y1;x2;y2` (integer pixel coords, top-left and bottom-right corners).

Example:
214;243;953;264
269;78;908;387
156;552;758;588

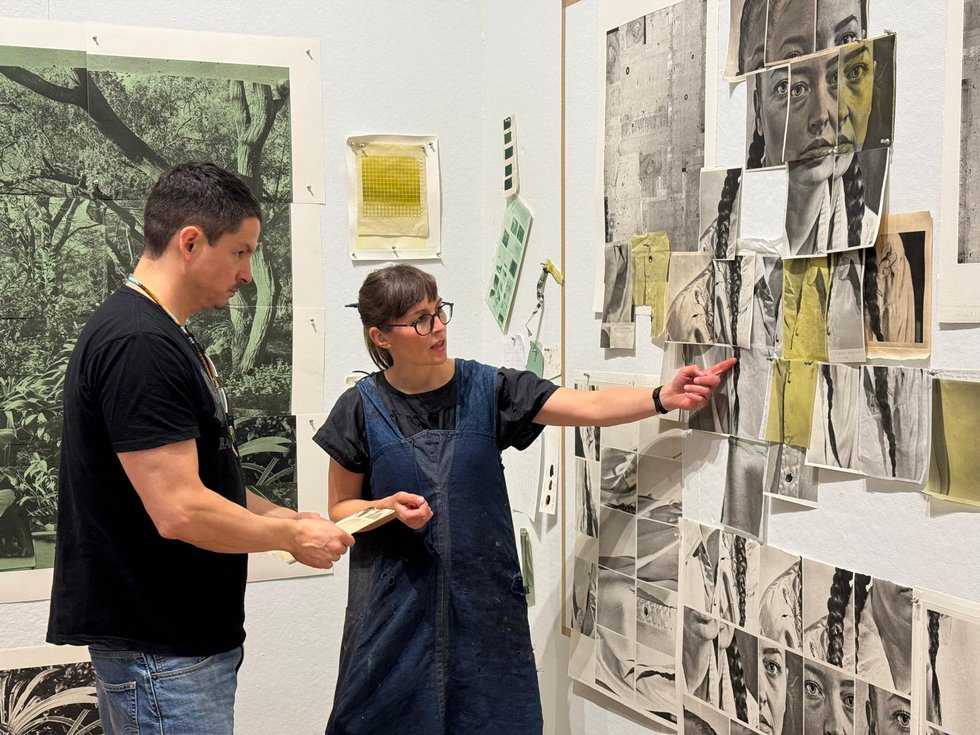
316;265;734;734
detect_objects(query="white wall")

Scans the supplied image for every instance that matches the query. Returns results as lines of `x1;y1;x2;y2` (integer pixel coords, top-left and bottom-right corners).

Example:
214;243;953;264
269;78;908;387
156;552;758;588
0;0;975;733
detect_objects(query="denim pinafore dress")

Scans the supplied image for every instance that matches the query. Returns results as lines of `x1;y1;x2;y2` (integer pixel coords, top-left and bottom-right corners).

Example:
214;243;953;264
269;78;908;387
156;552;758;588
325;360;542;735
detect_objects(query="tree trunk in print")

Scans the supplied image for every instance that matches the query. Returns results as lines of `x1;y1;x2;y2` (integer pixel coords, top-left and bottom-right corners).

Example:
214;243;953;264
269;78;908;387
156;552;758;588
230;79;289;374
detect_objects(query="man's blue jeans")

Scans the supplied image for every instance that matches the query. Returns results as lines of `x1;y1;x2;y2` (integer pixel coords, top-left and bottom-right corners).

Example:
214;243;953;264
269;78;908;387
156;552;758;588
89;645;243;735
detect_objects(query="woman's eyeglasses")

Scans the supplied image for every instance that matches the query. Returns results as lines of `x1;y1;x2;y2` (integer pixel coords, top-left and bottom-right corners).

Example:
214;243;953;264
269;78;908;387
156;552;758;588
381;302;453;336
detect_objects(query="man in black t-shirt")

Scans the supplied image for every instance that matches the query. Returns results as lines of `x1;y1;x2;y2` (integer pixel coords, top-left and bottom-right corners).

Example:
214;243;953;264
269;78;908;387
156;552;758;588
47;163;353;735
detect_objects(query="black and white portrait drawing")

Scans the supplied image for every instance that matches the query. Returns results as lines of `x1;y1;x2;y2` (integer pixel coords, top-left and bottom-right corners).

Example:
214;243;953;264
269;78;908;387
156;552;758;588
746;66;789;170
857;366;930;481
803;659;855;734
598;506;636;575
635;644;677;723
759;642;804;735
687;345;735;435
923;607;980;735
721;436;768;541
601;241;635;349
802;559;856;671
595;624;635;701
682;520;720;615
713;530;761;633
598;567;636;639
758;544;803;650
826;251;866;362
750;255;784;350
600;447;638;513
637;455;682;524
712;258;755;348
725;0;767;79
765;443;819;506
718;626;760;729
854;680;911;735
699;168;742;260
865;212;932;357
731;347;772;442
765;0;816;65
637;519;679;588
603;1;706;251
853;576;913;696
684;694;730;735
637;582;677;654
816;0;868;51
807;363;861;471
575;457;600;538
666;252;714;344
571;555;598;637
784;50;839;164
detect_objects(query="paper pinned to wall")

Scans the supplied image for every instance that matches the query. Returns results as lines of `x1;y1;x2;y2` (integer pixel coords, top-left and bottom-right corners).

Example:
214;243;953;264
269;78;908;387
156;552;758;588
486;195;533;330
503;114;520;197
345;134;441;260
537;425;560;516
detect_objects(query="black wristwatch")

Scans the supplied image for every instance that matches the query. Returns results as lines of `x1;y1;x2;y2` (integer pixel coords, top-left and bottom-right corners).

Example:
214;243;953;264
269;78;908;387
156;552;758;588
652;385;669;415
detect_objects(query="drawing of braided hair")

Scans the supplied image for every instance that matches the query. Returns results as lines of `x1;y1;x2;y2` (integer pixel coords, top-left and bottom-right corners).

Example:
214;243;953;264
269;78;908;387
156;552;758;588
843;154;865;252
715;168;742;260
871;366;897;476
747;127;766;169
852;573;872;661
729;262;743;429
826;567;853;668
821;363;842;466
726;636;749;724
927;610;943;724
734;535;747;627
864;240;885;341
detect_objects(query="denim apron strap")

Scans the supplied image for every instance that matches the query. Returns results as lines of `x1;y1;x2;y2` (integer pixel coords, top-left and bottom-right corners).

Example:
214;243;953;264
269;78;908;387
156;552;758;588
326;362;542;735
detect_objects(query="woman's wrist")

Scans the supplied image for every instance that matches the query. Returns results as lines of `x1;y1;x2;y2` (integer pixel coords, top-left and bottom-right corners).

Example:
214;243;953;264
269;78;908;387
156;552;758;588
652;385;671;414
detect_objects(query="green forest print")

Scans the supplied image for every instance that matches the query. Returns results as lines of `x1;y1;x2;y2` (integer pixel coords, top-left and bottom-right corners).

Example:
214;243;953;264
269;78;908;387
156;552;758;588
0;46;299;568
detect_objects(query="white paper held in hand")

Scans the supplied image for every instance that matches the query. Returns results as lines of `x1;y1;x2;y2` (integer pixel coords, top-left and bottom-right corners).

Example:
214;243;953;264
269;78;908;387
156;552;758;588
267;507;397;564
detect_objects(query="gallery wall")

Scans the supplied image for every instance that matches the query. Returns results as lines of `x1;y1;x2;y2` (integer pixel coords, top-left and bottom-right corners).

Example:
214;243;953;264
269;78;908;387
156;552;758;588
563;0;980;733
0;0;976;734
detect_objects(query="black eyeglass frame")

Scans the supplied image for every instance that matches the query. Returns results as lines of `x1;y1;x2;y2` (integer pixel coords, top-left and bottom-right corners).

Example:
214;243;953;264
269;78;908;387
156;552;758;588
379;302;454;336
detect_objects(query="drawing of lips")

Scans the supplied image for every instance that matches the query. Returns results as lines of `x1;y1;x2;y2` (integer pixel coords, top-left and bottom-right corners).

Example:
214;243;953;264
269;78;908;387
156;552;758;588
803;137;834;158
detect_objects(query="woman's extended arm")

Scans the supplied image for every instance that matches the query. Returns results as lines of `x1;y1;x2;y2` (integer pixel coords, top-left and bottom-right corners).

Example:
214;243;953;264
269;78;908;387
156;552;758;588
533;358;737;427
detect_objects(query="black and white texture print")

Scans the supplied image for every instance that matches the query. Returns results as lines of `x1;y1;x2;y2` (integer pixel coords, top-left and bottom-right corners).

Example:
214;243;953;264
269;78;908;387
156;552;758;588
826;251;866;362
807;363;861;471
960;0;980;263
857;365;930;481
601;241;635;349
765;443;818;506
923;607;980;735
721;436;768;541
802;559;856;671
0;660;100;733
603;0;706;251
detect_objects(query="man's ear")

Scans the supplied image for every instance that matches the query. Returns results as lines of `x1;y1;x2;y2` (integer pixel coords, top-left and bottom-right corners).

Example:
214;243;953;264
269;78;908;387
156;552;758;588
368;326;390;350
177;225;205;258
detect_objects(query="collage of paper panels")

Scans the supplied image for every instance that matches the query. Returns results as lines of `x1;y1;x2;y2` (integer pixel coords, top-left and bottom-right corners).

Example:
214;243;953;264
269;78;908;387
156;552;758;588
569;510;980;735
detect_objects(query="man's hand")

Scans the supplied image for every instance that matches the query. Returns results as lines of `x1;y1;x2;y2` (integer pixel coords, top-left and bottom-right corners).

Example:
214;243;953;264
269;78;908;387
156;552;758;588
660;357;738;412
289;518;355;569
388;492;433;530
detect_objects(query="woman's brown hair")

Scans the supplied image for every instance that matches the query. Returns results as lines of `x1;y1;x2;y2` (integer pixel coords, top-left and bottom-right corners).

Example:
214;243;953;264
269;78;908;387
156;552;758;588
356;264;440;369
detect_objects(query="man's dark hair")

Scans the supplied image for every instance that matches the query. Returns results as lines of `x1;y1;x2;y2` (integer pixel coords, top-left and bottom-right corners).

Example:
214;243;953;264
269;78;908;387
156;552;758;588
143;162;262;258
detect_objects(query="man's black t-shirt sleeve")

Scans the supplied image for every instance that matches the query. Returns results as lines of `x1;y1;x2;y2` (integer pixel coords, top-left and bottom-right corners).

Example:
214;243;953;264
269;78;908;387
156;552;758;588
92;332;201;453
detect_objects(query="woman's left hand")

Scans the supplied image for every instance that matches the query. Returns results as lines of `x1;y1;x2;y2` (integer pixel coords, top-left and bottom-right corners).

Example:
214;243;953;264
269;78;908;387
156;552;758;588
660;357;737;412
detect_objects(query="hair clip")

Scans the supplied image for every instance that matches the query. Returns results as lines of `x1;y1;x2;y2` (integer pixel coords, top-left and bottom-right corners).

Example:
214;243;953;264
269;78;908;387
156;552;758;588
344;303;358;309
